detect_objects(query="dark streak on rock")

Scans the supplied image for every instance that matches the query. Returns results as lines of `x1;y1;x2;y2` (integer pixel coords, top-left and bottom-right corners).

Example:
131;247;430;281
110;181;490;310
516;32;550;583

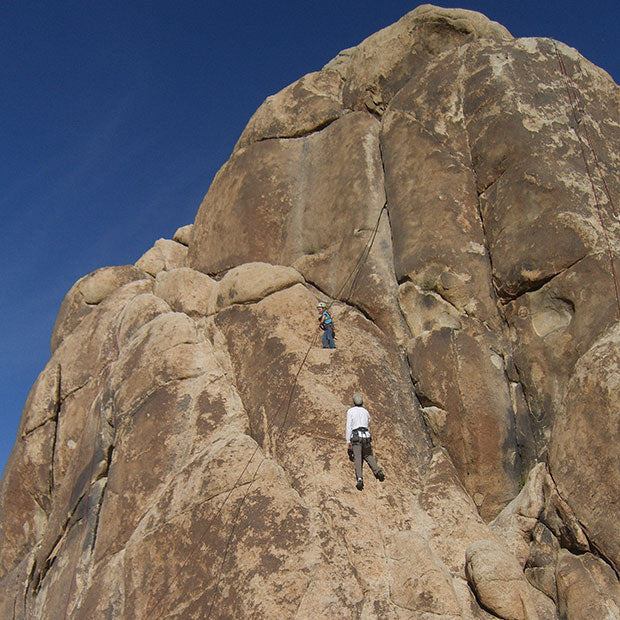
403;351;435;456
50;364;62;493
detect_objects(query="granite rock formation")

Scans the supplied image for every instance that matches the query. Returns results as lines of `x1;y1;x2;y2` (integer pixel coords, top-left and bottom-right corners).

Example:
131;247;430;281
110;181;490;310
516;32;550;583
1;5;619;619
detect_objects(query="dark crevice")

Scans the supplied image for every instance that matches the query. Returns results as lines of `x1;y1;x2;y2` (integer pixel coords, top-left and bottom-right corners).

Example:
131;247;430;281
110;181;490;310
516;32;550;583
50;364;62;493
364;106;383;120
552;295;575;314
87;435;115;562
460;52;511;334
25;558;37;603
416;391;445;411
60;377;95;404
88;478;109;557
476;164;508;196
403;352;435;451
468;585;503;620
432;287;466;317
21;417;56;439
253;115;341;144
343;297;377;326
32;527;64;594
34;439;113;597
29;493;48;518
498;254;587;304
545;467;619;580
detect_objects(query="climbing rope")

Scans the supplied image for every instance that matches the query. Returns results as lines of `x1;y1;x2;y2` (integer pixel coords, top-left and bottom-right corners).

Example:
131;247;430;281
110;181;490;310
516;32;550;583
204;332;318;619
331;201;387;307
553;43;620;318
147;201;388;618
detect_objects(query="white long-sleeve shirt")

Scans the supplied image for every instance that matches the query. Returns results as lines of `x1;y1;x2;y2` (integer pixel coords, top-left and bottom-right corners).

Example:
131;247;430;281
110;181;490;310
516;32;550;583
346;406;371;443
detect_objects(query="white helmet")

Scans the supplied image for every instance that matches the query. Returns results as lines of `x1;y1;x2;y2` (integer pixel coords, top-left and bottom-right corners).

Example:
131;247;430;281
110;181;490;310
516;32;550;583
317;301;327;308
353;393;363;406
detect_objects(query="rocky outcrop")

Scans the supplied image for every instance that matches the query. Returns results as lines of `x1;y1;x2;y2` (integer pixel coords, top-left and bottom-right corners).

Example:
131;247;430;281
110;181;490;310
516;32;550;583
549;323;620;573
1;5;619;618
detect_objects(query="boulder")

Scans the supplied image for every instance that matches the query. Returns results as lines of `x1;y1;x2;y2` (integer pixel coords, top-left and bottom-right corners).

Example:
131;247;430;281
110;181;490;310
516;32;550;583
489;463;548;565
173;224;193;246
153;267;215;316
116;293;171;348
189;111;407;342
465;539;557;619
416;448;493;578
556;550;620;619
135;238;187;276
387;531;461;615
206;262;303;314
506;254;619;447
329;4;512;114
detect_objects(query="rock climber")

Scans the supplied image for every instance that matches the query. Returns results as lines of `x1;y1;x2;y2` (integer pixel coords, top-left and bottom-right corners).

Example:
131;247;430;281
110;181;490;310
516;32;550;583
317;302;335;349
346;393;385;491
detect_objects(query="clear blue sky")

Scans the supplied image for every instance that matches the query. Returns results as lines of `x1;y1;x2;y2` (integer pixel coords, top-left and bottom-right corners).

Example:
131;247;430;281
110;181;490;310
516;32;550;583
1;1;618;476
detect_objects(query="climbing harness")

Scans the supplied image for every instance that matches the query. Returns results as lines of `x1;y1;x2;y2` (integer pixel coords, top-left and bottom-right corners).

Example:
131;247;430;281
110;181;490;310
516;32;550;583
351;427;371;442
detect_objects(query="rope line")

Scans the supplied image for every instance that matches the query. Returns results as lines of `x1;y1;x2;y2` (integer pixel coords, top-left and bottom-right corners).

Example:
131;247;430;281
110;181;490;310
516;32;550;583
147;202;388;617
148;333;317;618
331;202;387;307
553;43;620;318
554;48;618;218
205;333;318;619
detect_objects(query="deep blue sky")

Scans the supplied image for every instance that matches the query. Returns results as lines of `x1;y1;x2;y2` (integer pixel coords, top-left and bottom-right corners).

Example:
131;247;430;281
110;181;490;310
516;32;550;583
1;1;618;476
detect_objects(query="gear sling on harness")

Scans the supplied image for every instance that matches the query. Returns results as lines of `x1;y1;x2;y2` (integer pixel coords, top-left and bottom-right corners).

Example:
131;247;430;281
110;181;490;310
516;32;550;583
351;427;370;442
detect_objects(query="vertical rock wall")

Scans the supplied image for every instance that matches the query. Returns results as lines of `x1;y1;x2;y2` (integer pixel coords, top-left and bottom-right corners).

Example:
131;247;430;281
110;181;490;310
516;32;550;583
1;5;618;619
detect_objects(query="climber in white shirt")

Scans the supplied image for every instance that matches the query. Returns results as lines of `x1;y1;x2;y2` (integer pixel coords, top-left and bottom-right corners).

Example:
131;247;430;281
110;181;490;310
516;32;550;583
346;393;385;491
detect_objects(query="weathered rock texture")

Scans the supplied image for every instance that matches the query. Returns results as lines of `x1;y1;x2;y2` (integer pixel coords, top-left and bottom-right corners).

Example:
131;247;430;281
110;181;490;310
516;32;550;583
1;5;619;619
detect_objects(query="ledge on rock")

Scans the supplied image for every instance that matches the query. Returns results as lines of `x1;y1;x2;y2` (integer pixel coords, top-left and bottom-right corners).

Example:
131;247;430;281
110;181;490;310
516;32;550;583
235;70;344;149
207;262;304;314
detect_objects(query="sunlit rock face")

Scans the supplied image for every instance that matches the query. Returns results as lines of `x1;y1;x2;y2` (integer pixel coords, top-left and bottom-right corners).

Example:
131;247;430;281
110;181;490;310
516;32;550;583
1;5;619;618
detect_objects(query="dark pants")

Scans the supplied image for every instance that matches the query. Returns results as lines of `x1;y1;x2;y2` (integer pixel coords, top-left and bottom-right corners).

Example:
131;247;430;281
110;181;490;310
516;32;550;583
322;325;335;348
352;437;381;480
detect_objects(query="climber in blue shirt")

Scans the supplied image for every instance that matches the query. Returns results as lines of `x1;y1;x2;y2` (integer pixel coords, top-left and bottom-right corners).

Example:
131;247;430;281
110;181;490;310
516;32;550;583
317;302;336;348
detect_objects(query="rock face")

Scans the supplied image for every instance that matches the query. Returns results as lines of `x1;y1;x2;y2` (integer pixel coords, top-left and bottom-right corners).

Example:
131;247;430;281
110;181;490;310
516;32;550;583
1;5;619;619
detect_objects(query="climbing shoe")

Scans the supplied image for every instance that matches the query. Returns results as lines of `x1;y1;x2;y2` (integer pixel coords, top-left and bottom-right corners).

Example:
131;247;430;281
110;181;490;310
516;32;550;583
356;478;364;491
375;470;385;482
